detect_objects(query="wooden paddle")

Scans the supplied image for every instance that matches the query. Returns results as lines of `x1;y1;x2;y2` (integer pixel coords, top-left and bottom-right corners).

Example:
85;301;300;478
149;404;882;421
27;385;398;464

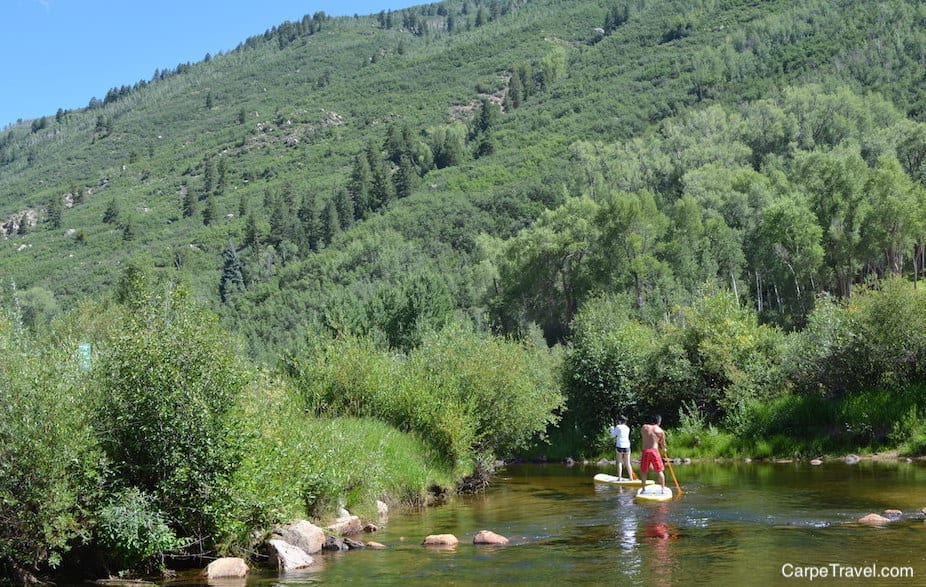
663;448;683;495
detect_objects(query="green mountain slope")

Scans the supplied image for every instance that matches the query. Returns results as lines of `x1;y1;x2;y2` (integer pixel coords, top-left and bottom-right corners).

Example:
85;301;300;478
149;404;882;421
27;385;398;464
2;0;925;358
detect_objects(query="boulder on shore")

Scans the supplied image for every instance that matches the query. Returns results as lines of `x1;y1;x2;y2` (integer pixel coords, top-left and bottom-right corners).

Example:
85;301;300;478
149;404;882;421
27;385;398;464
422;534;459;547
265;539;313;571
272;520;326;554
204;557;248;578
327;508;363;535
473;530;509;545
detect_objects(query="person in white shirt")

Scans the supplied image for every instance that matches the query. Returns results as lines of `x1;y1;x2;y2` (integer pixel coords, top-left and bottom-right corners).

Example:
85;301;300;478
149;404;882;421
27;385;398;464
608;415;634;480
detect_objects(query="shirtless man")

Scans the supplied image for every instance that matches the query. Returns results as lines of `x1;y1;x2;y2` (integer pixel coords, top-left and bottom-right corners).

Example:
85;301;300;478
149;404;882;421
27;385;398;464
639;414;667;494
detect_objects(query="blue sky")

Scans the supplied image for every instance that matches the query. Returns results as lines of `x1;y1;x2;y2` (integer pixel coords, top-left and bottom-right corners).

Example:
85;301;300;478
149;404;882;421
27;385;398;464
1;0;416;128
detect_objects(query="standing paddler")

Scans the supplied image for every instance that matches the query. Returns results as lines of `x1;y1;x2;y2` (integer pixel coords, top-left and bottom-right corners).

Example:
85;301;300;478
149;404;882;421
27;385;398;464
639;414;667;494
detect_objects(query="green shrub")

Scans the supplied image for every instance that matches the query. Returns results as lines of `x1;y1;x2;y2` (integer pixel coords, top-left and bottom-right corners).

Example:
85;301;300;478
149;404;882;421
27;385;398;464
93;284;250;546
666;289;786;428
95;488;183;575
672;403;735;457
0;310;104;573
785;279;926;396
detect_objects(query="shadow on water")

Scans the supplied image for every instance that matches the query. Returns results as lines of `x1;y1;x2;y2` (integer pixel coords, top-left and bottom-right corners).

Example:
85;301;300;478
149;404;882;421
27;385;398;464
172;461;926;586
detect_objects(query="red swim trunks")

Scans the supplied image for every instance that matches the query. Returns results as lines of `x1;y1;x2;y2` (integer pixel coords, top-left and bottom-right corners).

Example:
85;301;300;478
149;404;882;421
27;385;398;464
641;448;664;473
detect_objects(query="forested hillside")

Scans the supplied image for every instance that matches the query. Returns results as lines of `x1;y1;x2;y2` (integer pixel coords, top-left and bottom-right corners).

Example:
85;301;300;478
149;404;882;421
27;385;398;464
2;0;924;357
4;0;926;580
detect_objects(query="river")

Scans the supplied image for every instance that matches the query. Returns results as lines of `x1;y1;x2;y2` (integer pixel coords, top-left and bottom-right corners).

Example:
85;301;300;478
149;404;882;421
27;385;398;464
184;460;926;586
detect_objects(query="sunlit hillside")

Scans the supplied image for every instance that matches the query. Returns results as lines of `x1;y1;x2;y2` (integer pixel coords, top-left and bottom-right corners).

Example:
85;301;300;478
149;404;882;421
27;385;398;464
2;0;925;358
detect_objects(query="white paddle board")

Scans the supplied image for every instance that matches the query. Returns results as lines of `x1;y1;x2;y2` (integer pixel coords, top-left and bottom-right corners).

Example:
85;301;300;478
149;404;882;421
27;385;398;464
593;473;655;486
634;485;673;502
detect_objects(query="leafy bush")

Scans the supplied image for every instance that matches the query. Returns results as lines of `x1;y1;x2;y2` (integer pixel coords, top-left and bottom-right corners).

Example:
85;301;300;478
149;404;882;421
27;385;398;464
93;284;250;546
95;488;183;574
403;323;565;463
785;278;926;396
672;403;735;457
0;309;104;573
655;288;786;430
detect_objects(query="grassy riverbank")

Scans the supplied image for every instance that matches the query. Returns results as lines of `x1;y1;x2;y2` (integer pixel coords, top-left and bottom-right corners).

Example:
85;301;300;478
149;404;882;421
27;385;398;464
536;384;926;464
672;385;926;459
549;385;926;463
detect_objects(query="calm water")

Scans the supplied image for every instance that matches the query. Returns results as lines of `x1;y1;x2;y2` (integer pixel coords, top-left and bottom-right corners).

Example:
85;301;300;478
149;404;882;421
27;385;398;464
184;461;926;586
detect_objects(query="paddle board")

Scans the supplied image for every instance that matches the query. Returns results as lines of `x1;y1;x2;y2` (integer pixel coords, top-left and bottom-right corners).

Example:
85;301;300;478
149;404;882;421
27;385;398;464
634;485;673;502
593;473;655;486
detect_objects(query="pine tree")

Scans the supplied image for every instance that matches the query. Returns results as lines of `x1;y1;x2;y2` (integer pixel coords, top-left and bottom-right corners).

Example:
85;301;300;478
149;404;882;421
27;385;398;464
203;158;217;196
348;153;373;218
471;97;499;139
216;158;228;194
244;212;262;248
219;243;246;303
103;198;120;224
122;218;136;241
321;199;341;245
371;162;395;211
298;192;320;251
181;186;197;218
394;155;418;199
238;193;248;218
334;189;355;231
202;195;217;226
46;195;63;229
475;7;487;27
506;69;523;110
385;123;411;164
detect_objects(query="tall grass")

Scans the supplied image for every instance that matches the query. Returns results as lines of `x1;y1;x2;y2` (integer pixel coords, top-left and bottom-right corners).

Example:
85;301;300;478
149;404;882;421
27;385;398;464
229;386;453;549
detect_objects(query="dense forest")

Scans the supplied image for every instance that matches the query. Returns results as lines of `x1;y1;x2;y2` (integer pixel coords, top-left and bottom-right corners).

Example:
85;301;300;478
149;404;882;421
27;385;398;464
2;0;926;581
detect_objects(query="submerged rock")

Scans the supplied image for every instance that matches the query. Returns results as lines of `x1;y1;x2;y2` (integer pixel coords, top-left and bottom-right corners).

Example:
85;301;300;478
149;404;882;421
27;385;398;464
323;536;366;551
858;513;890;525
423;534;459;547
473;530;509;545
